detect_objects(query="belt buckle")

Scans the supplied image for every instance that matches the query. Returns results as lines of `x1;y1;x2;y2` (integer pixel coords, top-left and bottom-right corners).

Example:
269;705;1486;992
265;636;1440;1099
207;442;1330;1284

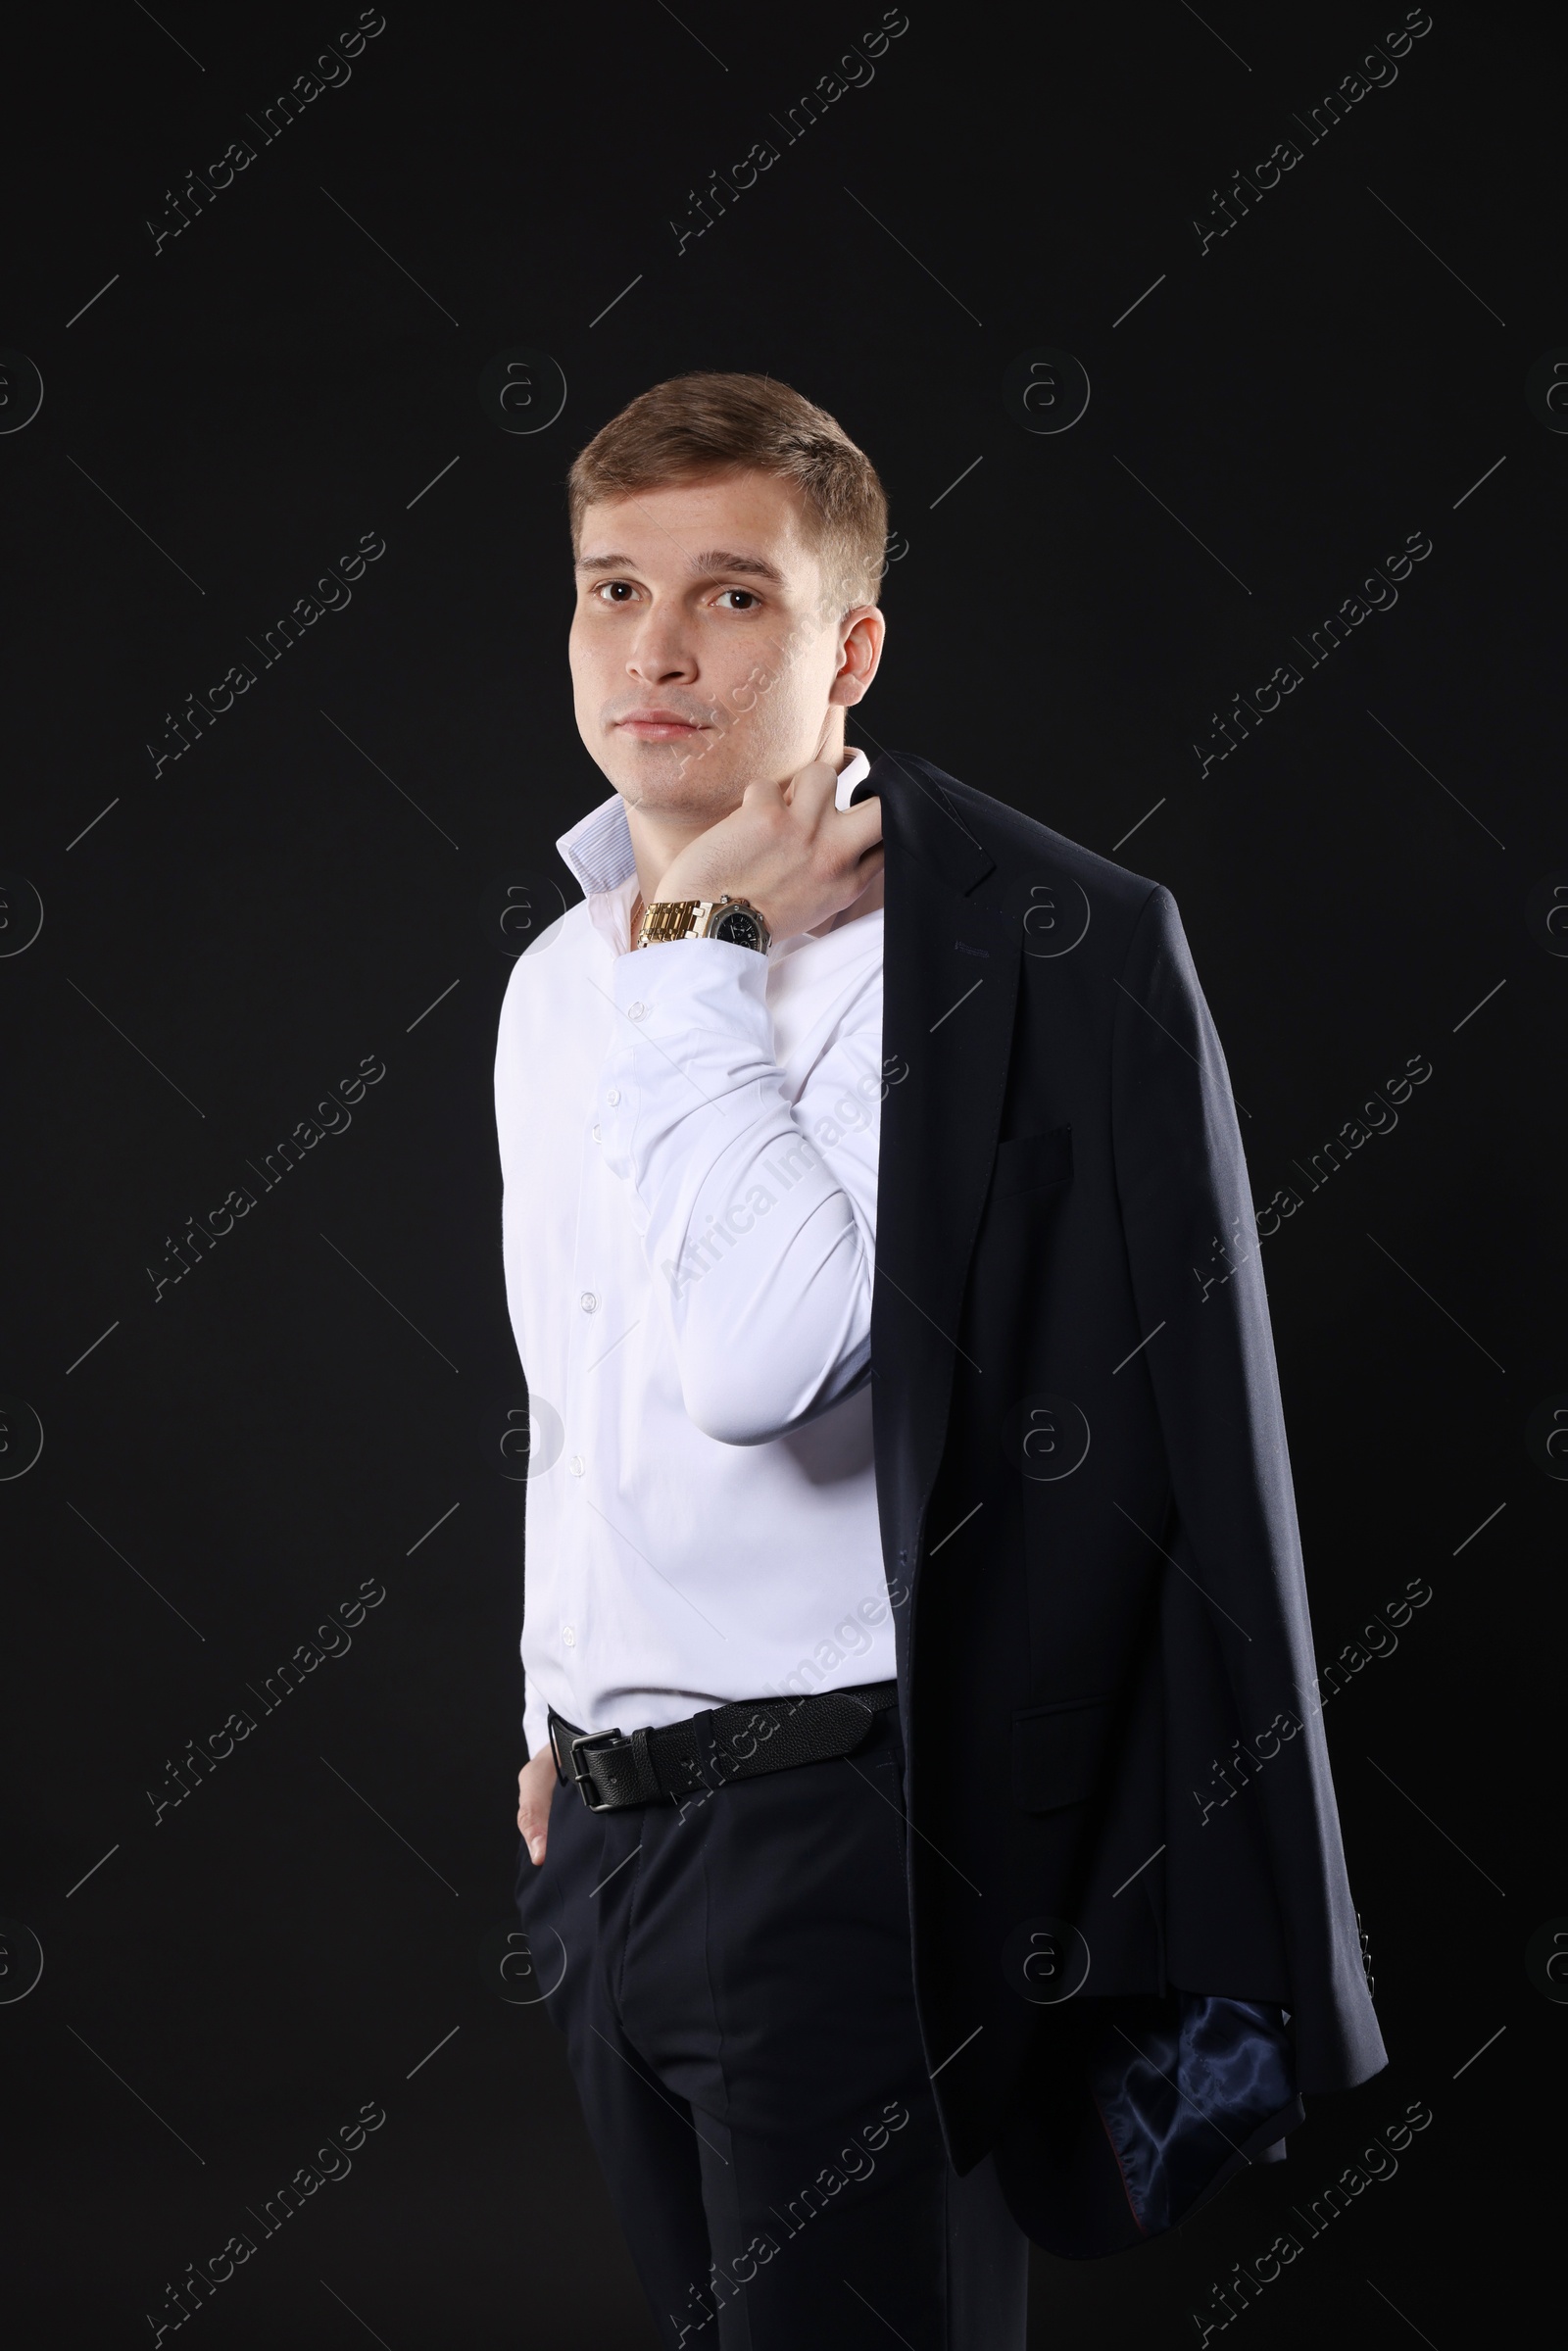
564;1727;628;1812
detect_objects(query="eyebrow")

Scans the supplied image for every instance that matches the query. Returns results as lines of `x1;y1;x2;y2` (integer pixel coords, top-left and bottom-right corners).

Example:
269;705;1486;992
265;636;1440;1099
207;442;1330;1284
575;547;787;586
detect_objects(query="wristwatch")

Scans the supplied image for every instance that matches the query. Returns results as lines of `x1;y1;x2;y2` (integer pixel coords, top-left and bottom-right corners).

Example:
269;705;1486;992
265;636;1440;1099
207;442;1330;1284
634;894;772;955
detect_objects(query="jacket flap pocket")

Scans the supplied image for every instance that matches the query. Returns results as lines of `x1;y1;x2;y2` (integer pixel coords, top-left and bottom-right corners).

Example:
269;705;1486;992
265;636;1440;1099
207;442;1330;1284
992;1123;1073;1200
1011;1693;1114;1813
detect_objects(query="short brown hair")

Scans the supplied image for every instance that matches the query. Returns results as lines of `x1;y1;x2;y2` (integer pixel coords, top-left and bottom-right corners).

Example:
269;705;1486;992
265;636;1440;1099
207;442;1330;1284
567;372;889;612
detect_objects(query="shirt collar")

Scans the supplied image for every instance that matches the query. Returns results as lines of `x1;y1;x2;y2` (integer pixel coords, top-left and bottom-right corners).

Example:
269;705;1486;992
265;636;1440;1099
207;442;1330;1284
556;749;872;896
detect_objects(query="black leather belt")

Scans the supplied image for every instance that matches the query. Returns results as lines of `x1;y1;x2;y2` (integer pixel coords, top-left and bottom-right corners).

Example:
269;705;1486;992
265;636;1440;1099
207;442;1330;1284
548;1681;900;1813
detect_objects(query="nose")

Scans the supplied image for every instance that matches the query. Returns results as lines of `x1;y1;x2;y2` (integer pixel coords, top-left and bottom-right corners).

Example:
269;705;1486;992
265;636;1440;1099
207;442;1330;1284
626;606;697;687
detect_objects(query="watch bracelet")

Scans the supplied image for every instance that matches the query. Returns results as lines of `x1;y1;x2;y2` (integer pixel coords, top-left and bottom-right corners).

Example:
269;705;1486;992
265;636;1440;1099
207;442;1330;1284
635;896;768;952
637;899;706;947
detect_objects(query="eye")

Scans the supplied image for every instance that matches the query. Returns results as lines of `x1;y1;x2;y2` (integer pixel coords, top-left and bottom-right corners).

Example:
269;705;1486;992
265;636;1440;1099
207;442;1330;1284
593;580;640;604
715;588;760;612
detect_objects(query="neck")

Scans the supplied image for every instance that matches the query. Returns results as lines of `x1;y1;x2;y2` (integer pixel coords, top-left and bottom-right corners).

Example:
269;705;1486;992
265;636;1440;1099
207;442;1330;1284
622;804;719;909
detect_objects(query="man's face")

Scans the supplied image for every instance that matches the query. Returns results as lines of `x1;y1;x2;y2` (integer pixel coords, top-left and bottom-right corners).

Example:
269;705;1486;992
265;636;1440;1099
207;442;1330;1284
568;470;875;822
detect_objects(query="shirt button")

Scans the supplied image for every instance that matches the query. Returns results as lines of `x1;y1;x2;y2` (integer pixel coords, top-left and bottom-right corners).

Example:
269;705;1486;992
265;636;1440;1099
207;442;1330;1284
579;1291;600;1313
607;1088;620;1105
567;1454;585;1477
592;1122;601;1143
628;1001;647;1021
562;1624;576;1647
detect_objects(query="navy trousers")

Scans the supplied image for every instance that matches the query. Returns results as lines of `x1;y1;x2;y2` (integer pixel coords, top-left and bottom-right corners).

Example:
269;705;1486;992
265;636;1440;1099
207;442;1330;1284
514;1701;1030;2348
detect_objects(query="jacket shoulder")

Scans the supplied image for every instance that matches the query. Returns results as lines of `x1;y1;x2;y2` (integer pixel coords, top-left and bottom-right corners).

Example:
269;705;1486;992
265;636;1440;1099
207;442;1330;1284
885;753;1164;925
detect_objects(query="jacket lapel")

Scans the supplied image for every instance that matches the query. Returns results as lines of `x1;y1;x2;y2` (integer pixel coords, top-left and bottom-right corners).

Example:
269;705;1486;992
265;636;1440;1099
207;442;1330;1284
852;753;1021;1593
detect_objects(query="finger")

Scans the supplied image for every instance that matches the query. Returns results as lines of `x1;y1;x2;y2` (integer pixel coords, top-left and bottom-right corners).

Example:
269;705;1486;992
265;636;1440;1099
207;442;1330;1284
780;759;839;812
517;1752;553;1861
831;797;884;862
517;1806;549;1864
743;771;796;810
836;843;885;912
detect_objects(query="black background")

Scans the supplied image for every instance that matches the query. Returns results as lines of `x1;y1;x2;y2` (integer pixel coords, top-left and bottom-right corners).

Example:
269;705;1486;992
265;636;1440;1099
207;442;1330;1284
2;0;1560;2342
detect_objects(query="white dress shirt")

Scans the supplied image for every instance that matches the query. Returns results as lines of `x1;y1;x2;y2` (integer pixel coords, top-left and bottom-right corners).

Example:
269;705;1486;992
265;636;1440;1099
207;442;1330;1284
495;750;897;1759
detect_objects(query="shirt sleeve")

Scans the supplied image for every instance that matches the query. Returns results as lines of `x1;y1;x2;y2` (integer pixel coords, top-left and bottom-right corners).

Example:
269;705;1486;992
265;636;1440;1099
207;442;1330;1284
523;1684;552;1763
597;934;883;1445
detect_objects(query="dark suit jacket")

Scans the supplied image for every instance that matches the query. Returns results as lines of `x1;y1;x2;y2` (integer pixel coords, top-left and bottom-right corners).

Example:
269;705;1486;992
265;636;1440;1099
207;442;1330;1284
849;751;1388;2256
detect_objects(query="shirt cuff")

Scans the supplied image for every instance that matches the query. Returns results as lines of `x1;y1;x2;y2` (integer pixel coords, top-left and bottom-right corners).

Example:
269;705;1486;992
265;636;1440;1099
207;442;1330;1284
523;1689;552;1763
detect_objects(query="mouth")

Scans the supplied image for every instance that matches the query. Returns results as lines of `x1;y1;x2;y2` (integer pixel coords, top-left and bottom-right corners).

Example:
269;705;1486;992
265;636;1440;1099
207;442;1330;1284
614;710;709;741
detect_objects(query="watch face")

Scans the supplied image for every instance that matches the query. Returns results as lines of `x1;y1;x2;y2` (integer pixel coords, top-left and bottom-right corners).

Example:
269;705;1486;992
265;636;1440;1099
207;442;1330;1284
710;904;765;952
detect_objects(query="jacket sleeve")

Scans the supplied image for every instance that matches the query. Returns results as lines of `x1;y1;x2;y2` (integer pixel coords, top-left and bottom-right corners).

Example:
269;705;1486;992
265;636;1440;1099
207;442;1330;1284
1109;883;1389;2095
596;935;881;1445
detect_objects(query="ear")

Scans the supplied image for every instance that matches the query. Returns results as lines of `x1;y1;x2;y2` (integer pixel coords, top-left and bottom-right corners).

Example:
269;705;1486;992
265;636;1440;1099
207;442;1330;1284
829;605;885;707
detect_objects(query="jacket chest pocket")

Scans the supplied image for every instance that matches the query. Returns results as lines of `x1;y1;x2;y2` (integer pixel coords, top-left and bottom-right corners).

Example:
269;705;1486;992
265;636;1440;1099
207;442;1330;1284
990;1123;1073;1201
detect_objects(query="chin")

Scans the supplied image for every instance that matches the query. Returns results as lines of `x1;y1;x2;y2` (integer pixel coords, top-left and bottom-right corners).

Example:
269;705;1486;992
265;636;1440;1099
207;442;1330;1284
611;741;737;811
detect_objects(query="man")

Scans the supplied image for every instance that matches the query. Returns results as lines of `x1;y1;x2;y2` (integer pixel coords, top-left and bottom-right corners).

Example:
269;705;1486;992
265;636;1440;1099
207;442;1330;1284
497;374;1387;2348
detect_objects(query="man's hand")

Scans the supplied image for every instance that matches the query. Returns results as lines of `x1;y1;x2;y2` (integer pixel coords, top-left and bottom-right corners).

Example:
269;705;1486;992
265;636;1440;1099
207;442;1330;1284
648;761;883;944
517;1742;558;1866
